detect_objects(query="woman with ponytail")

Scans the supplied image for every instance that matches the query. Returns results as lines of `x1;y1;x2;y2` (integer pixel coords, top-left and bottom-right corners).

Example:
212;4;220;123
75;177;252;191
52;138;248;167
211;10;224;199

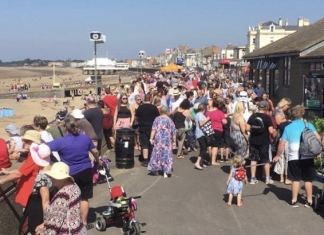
47;115;102;230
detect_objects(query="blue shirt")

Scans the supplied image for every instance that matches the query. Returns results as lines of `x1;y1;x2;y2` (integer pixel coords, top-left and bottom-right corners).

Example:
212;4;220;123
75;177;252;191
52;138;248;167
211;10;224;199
195;112;206;139
282;119;316;161
254;87;265;97
47;133;94;175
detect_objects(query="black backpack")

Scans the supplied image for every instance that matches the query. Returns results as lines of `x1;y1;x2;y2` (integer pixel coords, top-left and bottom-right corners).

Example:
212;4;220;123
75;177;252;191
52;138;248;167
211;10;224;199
250;114;265;135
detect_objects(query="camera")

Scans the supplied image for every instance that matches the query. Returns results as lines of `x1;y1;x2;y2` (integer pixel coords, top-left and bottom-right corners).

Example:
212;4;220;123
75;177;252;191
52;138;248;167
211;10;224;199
90;31;102;41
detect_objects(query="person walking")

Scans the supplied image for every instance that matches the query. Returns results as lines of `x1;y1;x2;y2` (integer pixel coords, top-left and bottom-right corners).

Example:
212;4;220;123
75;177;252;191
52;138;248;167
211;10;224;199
148;106;177;178
136;93;160;167
84;96;103;155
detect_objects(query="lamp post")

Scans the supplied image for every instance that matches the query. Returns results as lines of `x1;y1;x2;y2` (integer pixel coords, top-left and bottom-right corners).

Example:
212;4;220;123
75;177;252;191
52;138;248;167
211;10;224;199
90;31;106;96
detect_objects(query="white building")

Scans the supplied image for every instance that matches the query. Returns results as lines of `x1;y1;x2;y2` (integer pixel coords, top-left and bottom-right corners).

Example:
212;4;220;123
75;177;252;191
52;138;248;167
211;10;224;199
247;17;310;53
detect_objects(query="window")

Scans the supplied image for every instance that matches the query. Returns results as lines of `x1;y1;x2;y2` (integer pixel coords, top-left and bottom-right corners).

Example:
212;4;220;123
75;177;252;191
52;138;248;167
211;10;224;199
252;38;256;44
270;37;274;43
270;26;274;32
304;76;323;108
284;57;291;86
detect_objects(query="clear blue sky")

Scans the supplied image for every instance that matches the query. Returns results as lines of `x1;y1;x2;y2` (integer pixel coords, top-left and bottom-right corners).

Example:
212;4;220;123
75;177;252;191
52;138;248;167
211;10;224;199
0;0;323;62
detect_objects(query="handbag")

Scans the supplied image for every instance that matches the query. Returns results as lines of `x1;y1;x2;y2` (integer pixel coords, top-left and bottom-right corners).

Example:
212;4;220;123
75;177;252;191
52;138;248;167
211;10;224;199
200;120;214;136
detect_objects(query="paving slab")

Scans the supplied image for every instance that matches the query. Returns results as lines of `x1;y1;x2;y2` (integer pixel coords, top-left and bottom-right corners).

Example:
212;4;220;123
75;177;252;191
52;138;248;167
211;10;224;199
88;150;324;235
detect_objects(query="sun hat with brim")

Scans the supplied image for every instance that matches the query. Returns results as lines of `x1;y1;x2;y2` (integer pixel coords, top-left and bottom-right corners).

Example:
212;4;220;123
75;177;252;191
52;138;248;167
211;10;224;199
71;109;84;119
30;143;51;167
22;130;41;144
5;124;20;135
44;162;74;182
173;89;180;96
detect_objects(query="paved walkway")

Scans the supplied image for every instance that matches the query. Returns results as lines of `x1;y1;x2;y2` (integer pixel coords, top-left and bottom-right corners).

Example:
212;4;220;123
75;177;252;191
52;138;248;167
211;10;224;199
88;150;324;235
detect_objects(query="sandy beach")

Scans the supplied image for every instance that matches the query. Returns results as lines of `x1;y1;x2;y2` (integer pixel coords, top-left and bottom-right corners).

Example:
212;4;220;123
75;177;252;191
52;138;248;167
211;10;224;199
0;67;132;138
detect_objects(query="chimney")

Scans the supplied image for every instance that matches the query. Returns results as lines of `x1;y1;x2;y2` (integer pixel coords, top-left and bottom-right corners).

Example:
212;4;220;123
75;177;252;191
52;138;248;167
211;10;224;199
278;17;282;26
285;19;289;26
298;17;303;27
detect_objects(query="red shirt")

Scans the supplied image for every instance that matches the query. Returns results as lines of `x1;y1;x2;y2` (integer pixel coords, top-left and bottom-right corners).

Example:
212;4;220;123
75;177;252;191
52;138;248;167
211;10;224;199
103;95;118;116
0;138;11;168
192;79;198;89
16;153;40;207
206;109;225;132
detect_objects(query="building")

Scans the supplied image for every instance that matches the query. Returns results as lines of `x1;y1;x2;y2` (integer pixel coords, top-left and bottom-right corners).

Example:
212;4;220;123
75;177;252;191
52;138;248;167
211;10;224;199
247;17;310;53
83;58;128;75
243;18;324;118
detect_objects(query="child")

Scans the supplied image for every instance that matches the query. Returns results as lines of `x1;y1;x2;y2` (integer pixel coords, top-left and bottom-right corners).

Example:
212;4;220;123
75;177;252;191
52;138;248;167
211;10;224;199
226;156;247;206
5;124;23;160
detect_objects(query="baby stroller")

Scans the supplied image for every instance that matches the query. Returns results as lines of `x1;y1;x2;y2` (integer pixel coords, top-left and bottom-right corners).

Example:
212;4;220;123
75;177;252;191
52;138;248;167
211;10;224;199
95;160;145;234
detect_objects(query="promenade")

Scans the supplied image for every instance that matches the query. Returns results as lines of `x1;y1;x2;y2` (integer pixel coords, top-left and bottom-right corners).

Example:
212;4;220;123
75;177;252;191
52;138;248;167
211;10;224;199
87;150;324;235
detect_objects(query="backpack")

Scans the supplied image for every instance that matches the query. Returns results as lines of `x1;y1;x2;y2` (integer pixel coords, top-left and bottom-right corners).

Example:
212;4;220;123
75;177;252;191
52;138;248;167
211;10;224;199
299;120;322;158
234;166;246;181
250;114;265;135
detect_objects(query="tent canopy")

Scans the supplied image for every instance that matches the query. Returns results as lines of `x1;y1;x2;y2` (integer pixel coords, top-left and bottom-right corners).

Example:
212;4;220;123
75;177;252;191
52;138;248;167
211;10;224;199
160;63;182;72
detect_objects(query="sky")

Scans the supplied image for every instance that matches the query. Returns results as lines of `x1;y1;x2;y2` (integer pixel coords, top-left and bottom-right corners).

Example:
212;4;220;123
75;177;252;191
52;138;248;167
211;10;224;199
0;0;323;62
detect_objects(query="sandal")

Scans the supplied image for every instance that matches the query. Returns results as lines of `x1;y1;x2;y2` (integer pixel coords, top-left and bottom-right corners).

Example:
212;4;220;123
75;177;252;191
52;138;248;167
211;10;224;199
176;155;184;159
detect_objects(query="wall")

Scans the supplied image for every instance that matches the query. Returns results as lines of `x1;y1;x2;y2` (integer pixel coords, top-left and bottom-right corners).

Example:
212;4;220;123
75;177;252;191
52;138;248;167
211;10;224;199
0;89;65;99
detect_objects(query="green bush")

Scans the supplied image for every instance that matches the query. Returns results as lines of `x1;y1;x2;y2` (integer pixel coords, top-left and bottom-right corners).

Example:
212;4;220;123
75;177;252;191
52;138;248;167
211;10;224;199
310;116;324;135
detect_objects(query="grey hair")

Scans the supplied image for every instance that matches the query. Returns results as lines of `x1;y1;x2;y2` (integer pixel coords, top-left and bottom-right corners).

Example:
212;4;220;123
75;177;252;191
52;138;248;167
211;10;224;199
160;106;168;115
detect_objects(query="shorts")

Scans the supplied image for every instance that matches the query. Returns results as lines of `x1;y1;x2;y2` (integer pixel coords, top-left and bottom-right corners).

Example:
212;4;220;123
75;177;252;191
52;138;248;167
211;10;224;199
210;130;223;148
197;136;207;157
288;159;316;182
72;168;93;200
221;131;231;148
139;126;151;149
249;144;270;163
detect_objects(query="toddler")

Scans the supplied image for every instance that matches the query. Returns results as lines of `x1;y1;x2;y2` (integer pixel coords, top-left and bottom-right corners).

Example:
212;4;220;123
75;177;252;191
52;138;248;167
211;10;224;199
226;156;247;206
6;124;23;160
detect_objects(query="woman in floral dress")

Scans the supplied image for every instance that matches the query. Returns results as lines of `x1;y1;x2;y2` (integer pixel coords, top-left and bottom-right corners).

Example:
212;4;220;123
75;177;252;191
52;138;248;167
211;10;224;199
148;106;177;178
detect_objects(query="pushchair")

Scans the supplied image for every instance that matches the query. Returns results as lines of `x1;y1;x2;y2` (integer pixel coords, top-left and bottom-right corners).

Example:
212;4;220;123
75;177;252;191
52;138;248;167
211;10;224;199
95;160;146;234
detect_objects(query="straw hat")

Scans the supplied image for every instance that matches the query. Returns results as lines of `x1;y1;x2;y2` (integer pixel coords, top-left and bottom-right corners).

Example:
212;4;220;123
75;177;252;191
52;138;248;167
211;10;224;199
22;130;41;144
173;89;180;96
44;162;74;181
30;143;51;167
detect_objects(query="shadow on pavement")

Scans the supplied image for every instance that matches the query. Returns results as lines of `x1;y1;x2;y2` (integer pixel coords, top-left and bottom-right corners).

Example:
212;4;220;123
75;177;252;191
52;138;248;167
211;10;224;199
89;206;107;223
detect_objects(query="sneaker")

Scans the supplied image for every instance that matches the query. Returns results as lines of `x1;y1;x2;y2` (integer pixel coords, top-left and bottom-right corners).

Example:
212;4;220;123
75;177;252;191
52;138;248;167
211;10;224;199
305;201;313;208
288;201;299;208
250;179;259;184
163;172;168;178
219;159;224;163
141;160;148;167
224;159;229;163
265;179;274;185
202;164;208;168
194;163;203;170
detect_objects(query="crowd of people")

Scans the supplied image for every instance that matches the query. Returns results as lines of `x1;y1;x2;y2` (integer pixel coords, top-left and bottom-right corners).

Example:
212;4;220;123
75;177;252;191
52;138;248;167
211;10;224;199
0;68;322;234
